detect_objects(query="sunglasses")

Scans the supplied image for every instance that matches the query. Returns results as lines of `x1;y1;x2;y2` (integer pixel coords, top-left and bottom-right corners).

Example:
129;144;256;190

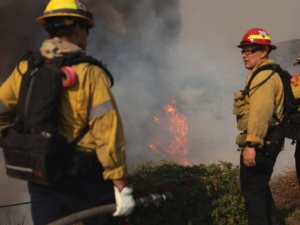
241;48;264;55
85;27;90;35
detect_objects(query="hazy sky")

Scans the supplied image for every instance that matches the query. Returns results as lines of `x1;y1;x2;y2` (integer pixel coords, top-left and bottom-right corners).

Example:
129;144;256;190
177;0;300;171
181;0;300;64
1;0;300;205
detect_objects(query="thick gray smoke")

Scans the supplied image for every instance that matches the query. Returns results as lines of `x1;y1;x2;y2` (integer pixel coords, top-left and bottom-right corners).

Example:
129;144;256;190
0;1;45;82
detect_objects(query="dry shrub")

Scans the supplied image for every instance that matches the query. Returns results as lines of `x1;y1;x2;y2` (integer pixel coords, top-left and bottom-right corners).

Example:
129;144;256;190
289;219;300;225
270;167;300;209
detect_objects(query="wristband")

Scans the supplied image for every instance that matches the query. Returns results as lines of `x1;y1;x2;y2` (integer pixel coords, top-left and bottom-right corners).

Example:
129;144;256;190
245;142;259;148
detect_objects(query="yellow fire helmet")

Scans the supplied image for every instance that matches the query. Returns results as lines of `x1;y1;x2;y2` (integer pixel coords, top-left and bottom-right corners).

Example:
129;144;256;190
36;0;94;28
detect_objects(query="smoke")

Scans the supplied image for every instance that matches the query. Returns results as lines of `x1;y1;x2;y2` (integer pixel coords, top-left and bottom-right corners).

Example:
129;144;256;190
85;0;242;166
86;0;183;165
90;1;243;166
0;1;45;82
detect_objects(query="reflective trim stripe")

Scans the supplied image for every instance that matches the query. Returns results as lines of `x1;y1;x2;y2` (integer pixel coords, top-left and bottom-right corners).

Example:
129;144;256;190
0;101;9;114
248;34;271;41
6;164;33;173
274;106;283;114
90;100;114;121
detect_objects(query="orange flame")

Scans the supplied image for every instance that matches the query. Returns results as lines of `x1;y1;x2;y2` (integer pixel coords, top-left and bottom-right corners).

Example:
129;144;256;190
148;99;190;165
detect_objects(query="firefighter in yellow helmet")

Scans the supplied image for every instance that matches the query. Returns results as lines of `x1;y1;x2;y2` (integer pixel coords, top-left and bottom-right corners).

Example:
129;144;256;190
233;28;284;224
0;0;135;224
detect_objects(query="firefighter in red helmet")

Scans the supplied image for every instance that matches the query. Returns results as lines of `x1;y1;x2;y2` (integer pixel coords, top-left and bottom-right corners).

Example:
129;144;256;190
233;28;284;225
0;0;135;224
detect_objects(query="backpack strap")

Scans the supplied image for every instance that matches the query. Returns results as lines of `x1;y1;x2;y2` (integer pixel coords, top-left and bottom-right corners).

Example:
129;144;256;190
241;63;290;125
270;65;299;129
57;53;114;87
274;66;298;114
69;124;90;148
242;64;277;96
16;51;45;76
18;52;115;87
251;64;300;127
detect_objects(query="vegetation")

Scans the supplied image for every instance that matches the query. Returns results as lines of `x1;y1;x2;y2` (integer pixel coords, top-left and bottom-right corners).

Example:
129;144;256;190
119;160;300;225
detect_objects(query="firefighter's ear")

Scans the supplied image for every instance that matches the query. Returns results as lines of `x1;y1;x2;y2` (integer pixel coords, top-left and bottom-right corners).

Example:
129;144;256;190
60;66;77;88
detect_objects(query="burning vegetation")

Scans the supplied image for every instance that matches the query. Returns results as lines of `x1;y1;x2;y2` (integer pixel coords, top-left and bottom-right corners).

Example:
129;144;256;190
148;99;190;165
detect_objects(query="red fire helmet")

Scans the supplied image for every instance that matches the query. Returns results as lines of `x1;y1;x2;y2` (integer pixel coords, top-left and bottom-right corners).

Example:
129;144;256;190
237;28;277;50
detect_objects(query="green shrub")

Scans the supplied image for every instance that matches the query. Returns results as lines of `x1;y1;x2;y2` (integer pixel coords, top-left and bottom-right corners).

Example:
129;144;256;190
208;162;247;225
125;160;247;225
122;160;300;225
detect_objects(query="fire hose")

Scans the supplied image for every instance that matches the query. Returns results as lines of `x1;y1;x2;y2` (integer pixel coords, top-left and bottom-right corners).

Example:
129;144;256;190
47;192;172;225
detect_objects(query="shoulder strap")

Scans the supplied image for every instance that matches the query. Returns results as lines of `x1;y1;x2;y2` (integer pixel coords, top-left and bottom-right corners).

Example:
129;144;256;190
60;53;114;87
243;64;276;96
18;51;115;87
273;66;297;114
16;51;45;75
69;124;90;148
257;64;299;124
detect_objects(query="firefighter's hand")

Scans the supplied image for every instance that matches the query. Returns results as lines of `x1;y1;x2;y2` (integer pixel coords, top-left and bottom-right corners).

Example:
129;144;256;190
113;186;135;217
242;147;256;167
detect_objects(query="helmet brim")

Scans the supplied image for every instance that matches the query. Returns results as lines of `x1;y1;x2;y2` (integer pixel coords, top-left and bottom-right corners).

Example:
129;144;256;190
237;42;277;50
36;11;94;28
